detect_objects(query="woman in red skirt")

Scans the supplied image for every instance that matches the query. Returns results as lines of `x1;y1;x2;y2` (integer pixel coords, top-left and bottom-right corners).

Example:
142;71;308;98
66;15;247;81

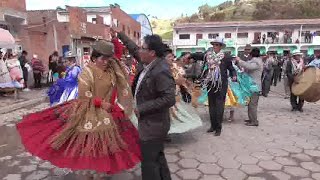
16;40;141;179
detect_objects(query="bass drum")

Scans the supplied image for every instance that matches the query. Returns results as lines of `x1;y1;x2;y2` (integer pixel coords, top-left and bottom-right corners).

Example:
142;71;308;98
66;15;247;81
292;67;320;102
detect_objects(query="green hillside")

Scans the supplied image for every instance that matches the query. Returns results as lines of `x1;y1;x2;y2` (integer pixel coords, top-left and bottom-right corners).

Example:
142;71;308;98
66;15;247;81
152;0;320;40
151;18;174;40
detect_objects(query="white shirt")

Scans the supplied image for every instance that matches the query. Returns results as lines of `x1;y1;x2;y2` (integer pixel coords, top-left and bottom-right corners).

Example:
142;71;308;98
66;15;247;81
134;60;156;99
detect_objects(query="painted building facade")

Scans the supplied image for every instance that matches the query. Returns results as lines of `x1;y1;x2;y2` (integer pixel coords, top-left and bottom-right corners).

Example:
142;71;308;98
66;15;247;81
130;14;153;43
173;19;320;57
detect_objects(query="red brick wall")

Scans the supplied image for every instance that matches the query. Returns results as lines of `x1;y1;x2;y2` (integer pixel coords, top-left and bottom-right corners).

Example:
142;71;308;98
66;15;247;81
0;0;26;12
20;10;64;69
67;6;87;38
20;23;71;70
19;6;137;69
27;10;57;25
111;6;141;44
96;15;104;25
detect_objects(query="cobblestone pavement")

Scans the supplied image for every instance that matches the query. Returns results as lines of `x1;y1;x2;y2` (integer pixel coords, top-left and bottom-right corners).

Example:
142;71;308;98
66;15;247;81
0;89;47;109
1;85;320;180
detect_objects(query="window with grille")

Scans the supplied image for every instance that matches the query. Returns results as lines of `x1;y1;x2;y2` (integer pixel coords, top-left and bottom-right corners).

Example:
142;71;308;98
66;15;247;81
208;33;219;39
225;33;232;38
196;34;203;40
237;32;248;38
179;34;190;39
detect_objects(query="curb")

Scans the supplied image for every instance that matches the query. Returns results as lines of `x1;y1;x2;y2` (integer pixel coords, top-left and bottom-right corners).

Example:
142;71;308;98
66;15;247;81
0;97;47;114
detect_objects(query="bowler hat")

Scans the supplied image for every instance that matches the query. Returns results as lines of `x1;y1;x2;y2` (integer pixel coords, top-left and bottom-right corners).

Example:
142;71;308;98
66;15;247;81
92;40;114;57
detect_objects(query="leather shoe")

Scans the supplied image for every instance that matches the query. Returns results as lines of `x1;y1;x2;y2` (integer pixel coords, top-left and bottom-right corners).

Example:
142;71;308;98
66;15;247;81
214;131;221;136
207;128;214;133
244;120;250;123
245;122;259;126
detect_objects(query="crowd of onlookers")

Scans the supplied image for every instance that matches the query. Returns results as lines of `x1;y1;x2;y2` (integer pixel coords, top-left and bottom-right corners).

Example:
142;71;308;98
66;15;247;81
253;31;318;44
0;49;63;96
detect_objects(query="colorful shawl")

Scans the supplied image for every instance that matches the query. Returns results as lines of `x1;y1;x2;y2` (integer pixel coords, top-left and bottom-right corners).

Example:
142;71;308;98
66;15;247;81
201;51;224;92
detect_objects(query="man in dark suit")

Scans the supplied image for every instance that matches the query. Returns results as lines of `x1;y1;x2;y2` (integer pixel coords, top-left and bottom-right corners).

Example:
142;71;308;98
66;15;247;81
239;44;252;62
197;38;236;136
286;50;304;112
132;35;176;180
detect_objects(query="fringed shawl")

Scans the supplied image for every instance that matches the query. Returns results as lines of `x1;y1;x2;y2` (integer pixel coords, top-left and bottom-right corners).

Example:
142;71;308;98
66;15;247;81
51;59;134;157
201;51;225;92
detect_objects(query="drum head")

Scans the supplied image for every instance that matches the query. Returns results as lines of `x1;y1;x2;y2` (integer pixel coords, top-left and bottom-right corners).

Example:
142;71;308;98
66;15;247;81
292;67;320;102
292;67;316;96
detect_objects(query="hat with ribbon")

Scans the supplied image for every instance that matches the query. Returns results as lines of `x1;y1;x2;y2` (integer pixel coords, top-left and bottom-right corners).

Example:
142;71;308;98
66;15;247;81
210;37;226;48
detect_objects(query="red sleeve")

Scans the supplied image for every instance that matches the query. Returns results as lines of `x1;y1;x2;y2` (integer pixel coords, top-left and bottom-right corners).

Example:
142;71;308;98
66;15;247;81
112;38;124;60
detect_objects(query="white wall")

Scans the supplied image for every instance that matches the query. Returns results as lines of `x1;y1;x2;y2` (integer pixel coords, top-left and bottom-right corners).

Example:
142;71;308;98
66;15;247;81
87;14;96;23
57;13;69;22
173;31;197;46
102;14;112;26
173;25;320;47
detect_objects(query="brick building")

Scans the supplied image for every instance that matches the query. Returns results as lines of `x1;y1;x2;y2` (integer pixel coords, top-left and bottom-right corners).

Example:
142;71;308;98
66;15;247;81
23;4;140;68
0;0;27;50
1;1;141;69
23;7;109;68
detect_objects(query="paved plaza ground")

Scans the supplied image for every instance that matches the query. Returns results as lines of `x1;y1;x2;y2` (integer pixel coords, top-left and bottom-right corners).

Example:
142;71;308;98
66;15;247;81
0;84;320;180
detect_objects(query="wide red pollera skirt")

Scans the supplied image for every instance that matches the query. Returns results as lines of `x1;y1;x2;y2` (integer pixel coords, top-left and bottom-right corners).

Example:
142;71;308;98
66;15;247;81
16;100;141;174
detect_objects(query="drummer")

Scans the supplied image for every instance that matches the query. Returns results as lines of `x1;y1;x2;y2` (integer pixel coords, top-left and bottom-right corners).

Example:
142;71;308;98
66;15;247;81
286;50;304;112
308;48;320;68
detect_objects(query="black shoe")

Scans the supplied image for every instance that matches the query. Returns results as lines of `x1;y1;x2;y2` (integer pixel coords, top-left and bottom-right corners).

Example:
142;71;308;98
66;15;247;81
291;108;297;112
245;122;259;126
245;120;251;123
207;128;214;133
214;130;221;136
298;108;304;112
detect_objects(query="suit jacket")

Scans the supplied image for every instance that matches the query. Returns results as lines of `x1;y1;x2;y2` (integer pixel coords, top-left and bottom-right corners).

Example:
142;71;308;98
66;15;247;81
285;60;295;86
132;58;176;141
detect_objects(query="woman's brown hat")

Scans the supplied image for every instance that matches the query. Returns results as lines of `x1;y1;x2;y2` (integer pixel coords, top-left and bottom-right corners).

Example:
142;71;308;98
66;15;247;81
92;40;114;57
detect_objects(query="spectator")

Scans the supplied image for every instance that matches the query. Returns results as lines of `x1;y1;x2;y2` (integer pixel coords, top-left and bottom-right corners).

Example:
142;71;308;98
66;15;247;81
262;34;266;44
31;54;45;88
48;51;59;84
19;50;30;91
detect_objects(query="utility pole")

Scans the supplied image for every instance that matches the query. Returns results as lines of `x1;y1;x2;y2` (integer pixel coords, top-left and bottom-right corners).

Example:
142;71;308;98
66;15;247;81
53;24;58;51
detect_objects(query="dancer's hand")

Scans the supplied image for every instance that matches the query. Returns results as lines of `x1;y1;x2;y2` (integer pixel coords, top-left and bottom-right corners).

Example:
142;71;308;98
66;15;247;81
110;28;117;38
102;102;112;112
231;76;237;82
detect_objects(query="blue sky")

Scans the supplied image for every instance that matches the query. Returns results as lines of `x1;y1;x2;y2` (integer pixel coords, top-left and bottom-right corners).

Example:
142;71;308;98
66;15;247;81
26;0;227;19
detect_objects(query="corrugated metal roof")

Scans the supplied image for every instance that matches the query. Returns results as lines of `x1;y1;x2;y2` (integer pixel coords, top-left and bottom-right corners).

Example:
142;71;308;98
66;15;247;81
130;14;141;20
82;7;111;13
175;19;320;29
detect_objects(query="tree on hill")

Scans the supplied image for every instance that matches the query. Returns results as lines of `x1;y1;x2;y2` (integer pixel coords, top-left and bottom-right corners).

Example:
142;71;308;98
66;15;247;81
175;0;320;23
